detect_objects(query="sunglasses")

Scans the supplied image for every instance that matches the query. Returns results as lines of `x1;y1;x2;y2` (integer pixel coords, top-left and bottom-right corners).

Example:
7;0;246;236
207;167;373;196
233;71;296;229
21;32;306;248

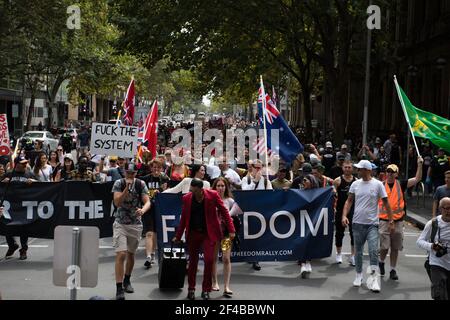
57;149;63;151
386;169;396;173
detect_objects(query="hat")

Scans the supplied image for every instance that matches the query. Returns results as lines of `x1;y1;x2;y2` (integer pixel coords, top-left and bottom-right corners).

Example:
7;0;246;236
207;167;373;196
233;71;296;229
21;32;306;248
354;160;373;170
300;162;313;174
341;144;348;149
337;154;345;160
64;153;74;161
14;155;28;164
325;141;333;148
386;164;399;173
109;156;118;161
125;162;138;173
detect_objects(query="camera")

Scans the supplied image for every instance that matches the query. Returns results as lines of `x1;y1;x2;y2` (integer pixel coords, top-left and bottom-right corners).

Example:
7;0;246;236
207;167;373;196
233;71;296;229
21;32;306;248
434;242;448;257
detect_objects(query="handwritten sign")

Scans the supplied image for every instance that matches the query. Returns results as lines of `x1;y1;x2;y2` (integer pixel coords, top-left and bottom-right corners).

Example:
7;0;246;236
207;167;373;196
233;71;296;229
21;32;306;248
90;123;139;158
0;114;11;155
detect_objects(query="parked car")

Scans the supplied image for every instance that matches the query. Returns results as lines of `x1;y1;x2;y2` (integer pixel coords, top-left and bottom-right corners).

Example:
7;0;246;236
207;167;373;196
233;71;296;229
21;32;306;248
19;131;60;152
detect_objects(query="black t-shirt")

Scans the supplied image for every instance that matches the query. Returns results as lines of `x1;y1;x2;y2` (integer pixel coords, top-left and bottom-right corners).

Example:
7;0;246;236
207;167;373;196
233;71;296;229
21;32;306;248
291;176;303;189
141;174;169;193
322;152;336;173
190;197;206;233
5;169;36;182
430;156;450;180
330;166;343;180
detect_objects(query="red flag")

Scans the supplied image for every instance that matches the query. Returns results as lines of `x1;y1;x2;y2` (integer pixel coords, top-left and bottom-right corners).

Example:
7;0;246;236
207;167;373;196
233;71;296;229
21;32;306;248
143;100;158;159
122;79;135;125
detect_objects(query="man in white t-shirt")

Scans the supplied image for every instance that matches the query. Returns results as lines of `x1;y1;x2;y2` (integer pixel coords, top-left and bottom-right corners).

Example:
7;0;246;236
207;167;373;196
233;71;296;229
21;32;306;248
342;160;393;293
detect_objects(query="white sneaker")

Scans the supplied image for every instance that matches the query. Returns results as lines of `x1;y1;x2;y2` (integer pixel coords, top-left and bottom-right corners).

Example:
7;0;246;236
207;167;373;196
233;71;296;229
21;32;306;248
300;264;308;278
306;261;312;273
353;273;363;287
349;255;355;266
336;254;343;264
366;267;381;293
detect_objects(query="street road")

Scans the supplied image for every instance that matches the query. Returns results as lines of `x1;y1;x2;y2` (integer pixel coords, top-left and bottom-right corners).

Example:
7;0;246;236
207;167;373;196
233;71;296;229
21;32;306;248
0;222;431;300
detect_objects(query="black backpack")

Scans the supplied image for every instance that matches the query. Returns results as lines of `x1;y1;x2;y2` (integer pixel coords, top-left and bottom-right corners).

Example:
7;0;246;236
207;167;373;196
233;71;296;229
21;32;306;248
424;218;439;280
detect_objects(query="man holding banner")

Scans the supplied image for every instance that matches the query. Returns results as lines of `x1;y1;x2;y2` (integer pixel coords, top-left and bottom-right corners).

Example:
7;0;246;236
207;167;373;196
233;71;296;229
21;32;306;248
172;178;235;300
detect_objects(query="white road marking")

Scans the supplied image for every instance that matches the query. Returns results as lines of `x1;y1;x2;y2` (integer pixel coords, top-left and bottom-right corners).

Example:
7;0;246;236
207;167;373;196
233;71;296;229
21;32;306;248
0;245;48;248
405;254;427;258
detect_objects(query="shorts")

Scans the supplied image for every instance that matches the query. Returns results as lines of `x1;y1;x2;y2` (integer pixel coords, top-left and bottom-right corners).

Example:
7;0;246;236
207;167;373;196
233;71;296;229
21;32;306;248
112;221;142;253
142;210;156;234
379;220;404;251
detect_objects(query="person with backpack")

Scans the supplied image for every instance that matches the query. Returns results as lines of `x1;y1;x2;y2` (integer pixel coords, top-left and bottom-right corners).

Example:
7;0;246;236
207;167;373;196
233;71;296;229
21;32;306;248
417;197;450;300
112;162;151;300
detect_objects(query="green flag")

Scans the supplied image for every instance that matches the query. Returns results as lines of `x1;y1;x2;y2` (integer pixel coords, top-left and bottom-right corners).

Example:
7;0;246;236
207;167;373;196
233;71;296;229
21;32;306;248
396;83;450;153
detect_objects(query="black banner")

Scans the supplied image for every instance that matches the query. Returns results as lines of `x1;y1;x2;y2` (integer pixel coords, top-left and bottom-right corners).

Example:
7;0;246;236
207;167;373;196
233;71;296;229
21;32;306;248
0;181;115;238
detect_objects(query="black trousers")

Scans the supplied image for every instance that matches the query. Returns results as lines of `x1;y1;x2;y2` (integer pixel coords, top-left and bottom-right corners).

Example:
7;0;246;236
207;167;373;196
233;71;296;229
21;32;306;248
5;226;29;250
430;265;450;300
334;210;354;248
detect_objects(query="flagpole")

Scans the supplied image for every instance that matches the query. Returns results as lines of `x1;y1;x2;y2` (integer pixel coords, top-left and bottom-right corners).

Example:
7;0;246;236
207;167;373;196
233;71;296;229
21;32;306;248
393;75;421;158
260;75;270;179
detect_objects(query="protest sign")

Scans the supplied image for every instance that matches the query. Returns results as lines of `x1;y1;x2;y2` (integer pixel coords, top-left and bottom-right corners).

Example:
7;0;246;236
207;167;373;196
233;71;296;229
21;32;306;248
89;122;139;158
0;114;11;155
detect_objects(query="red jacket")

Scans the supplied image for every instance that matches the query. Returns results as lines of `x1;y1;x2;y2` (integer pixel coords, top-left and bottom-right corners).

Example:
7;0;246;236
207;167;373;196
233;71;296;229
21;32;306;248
175;189;236;242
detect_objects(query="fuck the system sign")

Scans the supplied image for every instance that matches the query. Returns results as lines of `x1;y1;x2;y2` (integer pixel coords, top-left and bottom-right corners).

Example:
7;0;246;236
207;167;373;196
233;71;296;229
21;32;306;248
90;122;139;158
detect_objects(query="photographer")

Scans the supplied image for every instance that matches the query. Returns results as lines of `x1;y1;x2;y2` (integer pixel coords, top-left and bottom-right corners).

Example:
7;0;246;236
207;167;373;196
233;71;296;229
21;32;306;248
417;197;450;300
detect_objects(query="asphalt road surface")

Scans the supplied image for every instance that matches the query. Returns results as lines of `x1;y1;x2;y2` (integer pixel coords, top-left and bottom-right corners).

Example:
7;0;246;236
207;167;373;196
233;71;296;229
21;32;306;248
0;222;432;300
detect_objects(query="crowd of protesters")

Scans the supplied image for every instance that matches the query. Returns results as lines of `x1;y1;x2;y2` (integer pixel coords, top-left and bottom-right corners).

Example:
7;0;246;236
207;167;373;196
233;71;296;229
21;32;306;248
0;116;449;300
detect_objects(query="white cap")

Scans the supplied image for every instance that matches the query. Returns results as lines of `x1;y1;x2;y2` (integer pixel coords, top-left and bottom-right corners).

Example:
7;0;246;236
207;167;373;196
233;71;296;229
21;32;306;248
310;153;319;162
354;160;373;170
325;141;332;148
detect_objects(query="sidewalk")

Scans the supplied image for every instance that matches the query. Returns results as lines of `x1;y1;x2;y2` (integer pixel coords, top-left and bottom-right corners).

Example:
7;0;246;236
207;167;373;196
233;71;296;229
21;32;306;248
405;192;434;229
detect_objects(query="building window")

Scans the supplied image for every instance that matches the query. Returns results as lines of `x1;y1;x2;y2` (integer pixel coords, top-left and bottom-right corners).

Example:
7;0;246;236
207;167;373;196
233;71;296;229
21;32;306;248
33;107;44;118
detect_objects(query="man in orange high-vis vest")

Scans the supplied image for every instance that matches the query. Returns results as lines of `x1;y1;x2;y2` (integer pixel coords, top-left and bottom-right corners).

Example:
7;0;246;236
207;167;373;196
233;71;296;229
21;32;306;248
378;156;423;281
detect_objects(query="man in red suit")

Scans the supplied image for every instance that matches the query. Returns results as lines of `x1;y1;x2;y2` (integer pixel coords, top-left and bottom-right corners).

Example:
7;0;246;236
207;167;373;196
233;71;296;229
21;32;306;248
173;178;236;300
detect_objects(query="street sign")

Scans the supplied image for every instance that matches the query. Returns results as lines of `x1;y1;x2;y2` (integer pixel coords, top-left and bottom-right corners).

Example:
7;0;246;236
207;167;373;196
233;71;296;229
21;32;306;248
53;226;99;292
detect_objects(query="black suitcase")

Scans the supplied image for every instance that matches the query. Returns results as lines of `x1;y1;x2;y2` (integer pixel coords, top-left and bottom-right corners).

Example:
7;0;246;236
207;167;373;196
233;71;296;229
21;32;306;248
158;242;187;289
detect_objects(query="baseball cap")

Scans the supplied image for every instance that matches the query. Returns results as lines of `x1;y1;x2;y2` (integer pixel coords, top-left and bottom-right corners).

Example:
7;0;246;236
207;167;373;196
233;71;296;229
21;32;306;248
341;144;348;149
64;153;74;161
300;162;313;174
386;164;399;173
337;154;345;160
14;155;28;164
325;141;332;148
125;162;138;173
354;160;372;170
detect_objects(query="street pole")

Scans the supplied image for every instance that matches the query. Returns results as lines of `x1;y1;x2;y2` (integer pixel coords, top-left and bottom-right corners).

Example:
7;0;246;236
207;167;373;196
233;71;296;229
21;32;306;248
362;0;372;147
70;227;80;300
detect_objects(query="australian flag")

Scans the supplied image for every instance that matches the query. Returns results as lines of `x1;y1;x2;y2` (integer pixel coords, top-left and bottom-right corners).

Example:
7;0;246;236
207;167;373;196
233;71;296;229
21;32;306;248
257;80;303;164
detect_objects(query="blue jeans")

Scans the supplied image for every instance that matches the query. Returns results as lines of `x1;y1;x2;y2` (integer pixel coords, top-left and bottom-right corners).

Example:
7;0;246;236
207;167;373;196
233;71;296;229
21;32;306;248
352;223;379;274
